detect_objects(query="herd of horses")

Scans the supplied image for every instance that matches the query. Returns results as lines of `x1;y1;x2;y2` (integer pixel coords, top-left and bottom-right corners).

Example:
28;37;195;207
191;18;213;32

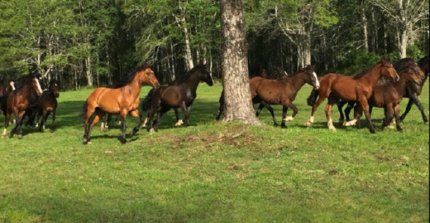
0;56;428;144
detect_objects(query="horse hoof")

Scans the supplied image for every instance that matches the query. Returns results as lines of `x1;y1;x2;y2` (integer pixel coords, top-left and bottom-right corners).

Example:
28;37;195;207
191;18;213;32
284;116;294;121
305;121;312;127
83;138;89;145
119;137;127;144
175;119;184;126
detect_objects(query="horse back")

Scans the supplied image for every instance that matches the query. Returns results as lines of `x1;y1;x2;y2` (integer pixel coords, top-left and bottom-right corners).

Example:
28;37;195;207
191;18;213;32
160;85;187;107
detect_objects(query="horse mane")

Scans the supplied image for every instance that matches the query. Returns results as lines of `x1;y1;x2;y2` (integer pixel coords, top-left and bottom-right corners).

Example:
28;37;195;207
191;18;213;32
109;65;150;88
172;64;207;84
352;60;388;79
418;56;429;75
393;58;415;72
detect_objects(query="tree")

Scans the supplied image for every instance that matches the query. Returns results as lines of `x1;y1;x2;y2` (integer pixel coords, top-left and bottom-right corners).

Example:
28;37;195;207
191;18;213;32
369;0;429;58
220;0;260;124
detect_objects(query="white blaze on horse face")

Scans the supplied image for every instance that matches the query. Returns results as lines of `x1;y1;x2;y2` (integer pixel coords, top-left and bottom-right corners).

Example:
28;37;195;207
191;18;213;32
34;78;43;95
313;72;320;89
9;81;15;91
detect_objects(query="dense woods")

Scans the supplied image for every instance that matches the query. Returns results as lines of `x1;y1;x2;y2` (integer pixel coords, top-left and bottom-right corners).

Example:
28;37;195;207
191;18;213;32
0;0;428;89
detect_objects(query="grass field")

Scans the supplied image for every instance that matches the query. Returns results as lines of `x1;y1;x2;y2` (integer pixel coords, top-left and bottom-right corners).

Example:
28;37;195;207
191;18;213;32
0;81;428;222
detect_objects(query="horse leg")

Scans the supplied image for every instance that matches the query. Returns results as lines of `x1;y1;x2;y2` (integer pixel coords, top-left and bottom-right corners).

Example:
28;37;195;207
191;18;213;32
358;96;376;133
182;103;191;126
336;100;346;123
281;106;288;128
83;105;97;144
306;94;327;126
51;110;56;129
344;102;355;122
382;105;394;130
284;102;298;121
152;105;170;132
39;111;49;132
174;108;183;126
255;103;265;117
324;98;337;132
409;93;428;123
265;104;278;126
118;111;128;144
394;104;402;132
12;110;26;139
216;93;224;121
130;110;143;136
399;99;413;122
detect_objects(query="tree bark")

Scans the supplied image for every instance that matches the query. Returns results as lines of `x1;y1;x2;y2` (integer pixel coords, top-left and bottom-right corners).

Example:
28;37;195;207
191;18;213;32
85;56;93;87
362;7;369;51
220;0;260;125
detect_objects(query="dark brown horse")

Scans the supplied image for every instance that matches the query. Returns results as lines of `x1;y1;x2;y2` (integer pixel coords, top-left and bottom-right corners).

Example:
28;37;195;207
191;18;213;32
82;66;159;144
0;81;15;117
343;58;424;131
35;79;60;131
399;56;429;123
250;65;319;127
142;64;213;132
4;72;44;138
306;59;399;133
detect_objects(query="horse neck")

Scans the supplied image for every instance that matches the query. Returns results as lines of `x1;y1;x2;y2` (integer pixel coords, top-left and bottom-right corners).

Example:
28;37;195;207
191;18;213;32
360;65;385;86
184;72;202;92
127;75;144;98
288;73;307;90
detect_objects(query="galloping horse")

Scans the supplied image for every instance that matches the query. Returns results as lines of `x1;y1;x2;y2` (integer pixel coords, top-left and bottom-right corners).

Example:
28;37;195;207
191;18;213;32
142;64;213;132
250;65;319;127
399;56;429;123
4;72;44;138
35;79;60;131
306;59;399;133
82;66;159;144
344;58;424;131
337;58;425;124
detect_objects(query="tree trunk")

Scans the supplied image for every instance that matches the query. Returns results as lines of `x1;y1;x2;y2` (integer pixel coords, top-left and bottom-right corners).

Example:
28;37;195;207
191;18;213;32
303;33;311;66
399;25;408;58
181;17;194;70
85;56;93;87
362;7;369;51
220;0;260;125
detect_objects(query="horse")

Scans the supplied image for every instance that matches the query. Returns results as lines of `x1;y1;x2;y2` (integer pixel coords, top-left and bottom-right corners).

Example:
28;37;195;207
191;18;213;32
306;59;400;133
337;58;426;124
342;58;424;131
82;65;159;144
33;79;60;131
0;81;15;116
249;65;319;128
215;69;288;123
399;56;429;123
4;72;44;138
142;64;213;132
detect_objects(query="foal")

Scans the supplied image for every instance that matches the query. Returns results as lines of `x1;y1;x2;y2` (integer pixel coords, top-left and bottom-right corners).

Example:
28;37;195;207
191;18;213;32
250;65;319;128
306;59;399;133
143;64;213;132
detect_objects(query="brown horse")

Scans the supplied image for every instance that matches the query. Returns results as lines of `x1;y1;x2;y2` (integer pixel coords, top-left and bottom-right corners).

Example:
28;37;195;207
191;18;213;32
399;56;429;123
35;79;60;131
82;66;159;144
250;65;319;128
142;64;213;132
4;72;44;138
306;59;399;133
0;81;15;116
345;58;424;131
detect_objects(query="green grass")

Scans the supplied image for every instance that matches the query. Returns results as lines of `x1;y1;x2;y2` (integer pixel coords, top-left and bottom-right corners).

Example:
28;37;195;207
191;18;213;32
0;81;428;222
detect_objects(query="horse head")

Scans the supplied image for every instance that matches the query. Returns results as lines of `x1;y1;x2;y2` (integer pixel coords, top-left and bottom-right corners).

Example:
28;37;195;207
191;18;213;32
300;65;319;89
137;66;160;88
29;71;44;96
49;80;60;98
193;64;213;86
380;59;400;82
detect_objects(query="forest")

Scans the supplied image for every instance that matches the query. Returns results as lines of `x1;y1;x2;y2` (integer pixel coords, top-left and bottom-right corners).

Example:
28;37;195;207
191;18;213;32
0;0;428;89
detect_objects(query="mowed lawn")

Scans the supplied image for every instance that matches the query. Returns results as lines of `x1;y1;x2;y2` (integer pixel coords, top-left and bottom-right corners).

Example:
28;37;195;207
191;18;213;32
0;81;428;223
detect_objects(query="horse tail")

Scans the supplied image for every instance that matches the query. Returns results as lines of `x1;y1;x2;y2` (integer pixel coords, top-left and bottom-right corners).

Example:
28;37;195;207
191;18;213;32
307;89;319;106
141;88;156;112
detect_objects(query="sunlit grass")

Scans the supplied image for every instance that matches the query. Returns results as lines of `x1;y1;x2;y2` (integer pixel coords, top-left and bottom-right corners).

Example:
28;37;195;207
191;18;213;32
0;81;428;222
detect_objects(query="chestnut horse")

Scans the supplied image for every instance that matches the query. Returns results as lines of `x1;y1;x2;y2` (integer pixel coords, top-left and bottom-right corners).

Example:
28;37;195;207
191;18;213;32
142;64;213;132
399;56;429;123
82;66;159;144
306;59;399;133
337;58;425;124
4;72;44;138
250;65;319;127
344;58;424;131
